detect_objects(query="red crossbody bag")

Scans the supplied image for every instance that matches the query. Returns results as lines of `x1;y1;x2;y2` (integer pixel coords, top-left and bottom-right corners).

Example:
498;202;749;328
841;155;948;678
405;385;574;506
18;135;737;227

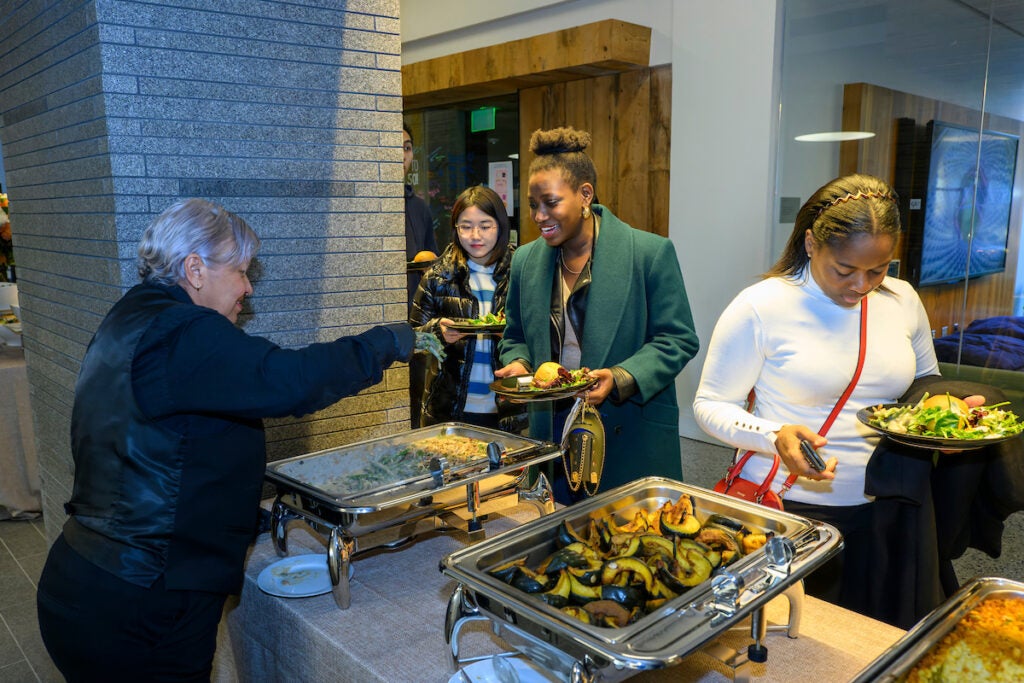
713;299;868;509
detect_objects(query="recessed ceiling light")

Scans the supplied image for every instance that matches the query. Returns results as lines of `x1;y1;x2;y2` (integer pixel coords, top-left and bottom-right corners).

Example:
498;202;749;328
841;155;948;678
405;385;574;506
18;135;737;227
794;131;876;142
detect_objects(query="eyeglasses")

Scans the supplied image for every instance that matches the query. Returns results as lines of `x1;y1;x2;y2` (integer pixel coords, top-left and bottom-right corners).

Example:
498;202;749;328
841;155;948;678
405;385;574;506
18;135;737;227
455;223;498;236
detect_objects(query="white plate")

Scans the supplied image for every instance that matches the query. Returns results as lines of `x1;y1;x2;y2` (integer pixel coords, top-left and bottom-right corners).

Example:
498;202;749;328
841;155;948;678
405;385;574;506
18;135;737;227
448;656;561;683
256;553;353;598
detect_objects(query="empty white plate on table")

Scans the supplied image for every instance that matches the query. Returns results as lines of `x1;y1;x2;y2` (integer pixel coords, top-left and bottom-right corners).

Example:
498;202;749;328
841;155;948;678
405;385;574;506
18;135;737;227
448;656;560;683
257;553;353;598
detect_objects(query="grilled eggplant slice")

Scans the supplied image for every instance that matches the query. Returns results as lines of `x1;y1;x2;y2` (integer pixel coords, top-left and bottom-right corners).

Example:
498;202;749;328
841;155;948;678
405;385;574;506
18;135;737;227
600;583;646;610
511;565;550;593
601;556;654;593
538;548;590;575
541;570;571;608
568;572;603;603
489;557;526;584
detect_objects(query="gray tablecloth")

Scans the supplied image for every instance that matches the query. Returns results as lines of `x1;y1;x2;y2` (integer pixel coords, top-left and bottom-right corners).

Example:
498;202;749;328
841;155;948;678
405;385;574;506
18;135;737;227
0;346;40;520
214;503;905;682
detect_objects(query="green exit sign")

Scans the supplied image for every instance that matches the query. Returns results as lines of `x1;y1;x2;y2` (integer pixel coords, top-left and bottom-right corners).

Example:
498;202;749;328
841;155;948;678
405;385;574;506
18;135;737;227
470;107;497;132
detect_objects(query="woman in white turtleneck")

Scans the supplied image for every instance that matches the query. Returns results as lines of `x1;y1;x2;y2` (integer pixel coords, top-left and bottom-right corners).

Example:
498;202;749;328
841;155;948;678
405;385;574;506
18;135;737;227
694;174;943;625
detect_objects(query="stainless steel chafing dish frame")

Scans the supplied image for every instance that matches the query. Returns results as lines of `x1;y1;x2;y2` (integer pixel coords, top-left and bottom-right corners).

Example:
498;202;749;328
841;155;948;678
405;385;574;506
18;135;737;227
852;576;1024;682
265;422;562;609
441;477;843;682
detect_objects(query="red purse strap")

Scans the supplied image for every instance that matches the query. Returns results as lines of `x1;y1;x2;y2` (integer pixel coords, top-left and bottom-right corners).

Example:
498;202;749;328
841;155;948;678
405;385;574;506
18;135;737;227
732;298;869;499
724;448;780;503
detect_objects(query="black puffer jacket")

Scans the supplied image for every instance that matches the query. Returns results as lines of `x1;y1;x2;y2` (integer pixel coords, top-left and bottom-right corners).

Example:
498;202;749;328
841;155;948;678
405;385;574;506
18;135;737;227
411;243;518;425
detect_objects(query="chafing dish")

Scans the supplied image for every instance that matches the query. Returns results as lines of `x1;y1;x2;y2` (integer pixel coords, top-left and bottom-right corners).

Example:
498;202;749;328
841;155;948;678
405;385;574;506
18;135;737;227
265;422;560;608
441;477;843;682
852;576;1024;682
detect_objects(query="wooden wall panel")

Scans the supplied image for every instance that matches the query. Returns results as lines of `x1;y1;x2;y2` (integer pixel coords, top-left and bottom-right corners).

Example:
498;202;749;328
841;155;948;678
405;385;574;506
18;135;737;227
403;20;652;110
841;82;1024;333
616;70;650;228
649;67;673;240
517;64;671;244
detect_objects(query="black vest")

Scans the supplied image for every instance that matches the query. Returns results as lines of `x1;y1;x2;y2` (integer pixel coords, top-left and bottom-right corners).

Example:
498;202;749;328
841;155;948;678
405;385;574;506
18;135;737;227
64;284;265;593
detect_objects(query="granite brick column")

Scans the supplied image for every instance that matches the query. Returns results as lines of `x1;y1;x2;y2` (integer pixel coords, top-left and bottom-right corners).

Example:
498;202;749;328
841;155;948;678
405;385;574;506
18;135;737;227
0;0;407;541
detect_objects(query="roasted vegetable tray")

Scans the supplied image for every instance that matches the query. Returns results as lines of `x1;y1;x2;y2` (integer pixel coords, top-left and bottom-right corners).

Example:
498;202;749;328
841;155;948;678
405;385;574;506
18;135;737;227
851;576;1024;682
441;477;842;681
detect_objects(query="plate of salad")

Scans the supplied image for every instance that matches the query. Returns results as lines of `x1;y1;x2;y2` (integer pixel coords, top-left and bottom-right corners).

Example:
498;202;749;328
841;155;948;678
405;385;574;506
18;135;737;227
857;393;1024;451
488;363;598;402
446;311;506;334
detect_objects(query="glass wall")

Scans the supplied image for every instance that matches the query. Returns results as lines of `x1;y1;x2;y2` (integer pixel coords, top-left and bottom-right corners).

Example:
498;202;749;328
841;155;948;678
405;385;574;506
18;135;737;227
778;0;1024;377
404;94;520;252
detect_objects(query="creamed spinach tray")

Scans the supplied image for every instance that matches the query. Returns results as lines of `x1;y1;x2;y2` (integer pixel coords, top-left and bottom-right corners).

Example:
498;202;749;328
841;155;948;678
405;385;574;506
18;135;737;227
265;422;559;514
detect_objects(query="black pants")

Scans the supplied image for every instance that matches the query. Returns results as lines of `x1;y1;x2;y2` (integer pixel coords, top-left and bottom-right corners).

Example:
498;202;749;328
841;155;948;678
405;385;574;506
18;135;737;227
37;535;228;683
782;500;875;615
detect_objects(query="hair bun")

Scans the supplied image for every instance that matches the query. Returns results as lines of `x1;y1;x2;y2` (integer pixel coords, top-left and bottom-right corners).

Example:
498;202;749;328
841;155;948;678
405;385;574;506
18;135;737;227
529;127;592;155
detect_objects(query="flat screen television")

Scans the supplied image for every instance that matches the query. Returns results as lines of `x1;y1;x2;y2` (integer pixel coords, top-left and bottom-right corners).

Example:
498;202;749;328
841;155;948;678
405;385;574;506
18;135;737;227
916;120;1019;286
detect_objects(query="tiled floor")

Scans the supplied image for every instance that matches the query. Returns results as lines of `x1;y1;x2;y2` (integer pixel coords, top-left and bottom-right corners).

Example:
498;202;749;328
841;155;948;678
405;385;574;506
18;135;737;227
0;517;60;682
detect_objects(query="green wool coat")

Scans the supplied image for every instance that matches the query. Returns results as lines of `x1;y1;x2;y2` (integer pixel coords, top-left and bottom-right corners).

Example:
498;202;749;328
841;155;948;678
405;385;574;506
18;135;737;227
499;205;699;492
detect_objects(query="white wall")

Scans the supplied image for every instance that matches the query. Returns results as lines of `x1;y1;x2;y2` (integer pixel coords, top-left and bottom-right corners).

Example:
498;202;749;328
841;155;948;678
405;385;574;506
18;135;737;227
401;0;783;445
402;0;676;67
670;1;781;442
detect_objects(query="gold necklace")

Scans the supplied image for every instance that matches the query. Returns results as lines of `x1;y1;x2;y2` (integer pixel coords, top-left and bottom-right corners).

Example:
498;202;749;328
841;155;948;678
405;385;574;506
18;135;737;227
559;250;585;274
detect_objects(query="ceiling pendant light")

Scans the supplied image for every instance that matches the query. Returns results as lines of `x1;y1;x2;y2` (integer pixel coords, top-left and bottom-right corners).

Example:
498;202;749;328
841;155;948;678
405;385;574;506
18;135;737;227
794;131;876;142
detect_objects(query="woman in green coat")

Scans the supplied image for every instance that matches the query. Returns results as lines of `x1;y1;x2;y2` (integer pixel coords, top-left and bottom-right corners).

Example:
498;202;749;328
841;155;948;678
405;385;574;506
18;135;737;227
496;127;699;500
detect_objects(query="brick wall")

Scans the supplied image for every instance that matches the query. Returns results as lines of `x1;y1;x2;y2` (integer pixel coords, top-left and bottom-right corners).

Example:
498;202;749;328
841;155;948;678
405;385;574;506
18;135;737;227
0;0;406;540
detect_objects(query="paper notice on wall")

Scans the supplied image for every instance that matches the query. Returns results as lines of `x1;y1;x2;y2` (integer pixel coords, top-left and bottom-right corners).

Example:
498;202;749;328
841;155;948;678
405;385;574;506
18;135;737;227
489;161;513;216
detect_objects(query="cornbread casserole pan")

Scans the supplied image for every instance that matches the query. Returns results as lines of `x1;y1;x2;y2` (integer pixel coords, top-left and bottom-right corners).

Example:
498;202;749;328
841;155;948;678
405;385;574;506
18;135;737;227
441;477;842;682
851;576;1024;682
265;423;560;609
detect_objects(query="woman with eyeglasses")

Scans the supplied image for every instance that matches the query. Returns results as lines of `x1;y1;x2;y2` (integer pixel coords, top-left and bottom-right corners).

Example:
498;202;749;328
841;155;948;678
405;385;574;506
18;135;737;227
411;185;523;430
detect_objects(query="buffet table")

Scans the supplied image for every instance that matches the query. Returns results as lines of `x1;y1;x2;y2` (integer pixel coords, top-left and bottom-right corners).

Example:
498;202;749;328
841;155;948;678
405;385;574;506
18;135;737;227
0;345;40;520
213;503;905;682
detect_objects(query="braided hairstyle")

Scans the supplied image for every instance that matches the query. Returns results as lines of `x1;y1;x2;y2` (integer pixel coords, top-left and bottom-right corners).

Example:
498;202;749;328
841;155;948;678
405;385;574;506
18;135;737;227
528;127;599;201
768;173;900;278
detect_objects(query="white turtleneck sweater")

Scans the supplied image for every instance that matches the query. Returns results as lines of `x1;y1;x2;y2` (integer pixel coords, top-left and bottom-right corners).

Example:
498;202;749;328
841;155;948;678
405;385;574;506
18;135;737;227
693;273;938;506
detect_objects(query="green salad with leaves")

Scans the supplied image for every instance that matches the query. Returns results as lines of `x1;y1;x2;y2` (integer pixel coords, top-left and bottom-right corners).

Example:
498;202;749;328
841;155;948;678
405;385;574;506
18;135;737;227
467;311;505;326
867;393;1024;440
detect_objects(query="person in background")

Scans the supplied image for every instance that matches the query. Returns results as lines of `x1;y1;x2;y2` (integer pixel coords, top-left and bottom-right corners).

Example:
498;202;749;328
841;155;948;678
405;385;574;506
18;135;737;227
404;122;438;306
495;127;699;500
404;122;438;427
36;199;415;682
692;173;1019;628
411;185;523;430
0;189;13;282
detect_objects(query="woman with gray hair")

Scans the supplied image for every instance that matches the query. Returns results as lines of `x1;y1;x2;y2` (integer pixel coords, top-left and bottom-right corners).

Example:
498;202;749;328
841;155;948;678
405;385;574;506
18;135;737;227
36;198;415;681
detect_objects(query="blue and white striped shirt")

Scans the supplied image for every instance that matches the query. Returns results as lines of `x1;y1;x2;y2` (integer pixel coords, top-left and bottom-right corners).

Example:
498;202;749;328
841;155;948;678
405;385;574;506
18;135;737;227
464;260;497;414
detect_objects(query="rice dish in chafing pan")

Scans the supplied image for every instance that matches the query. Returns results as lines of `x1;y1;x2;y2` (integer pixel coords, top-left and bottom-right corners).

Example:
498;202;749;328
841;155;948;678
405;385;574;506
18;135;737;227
902;596;1024;682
